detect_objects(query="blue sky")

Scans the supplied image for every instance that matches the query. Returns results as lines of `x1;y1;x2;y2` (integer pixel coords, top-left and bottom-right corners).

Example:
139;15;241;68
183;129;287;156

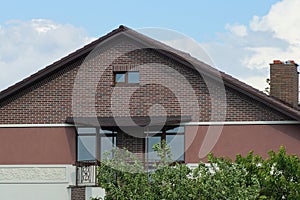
1;0;299;91
1;0;278;38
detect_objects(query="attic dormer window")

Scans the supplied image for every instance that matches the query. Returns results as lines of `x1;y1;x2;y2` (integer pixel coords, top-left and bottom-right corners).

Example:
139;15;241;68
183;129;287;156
114;71;139;85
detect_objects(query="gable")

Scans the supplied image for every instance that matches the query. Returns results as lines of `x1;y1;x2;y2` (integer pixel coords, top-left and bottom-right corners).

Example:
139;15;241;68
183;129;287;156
0;26;298;124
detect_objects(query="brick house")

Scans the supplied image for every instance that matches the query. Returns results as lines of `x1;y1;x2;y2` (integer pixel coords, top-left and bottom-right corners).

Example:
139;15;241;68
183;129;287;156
0;25;299;200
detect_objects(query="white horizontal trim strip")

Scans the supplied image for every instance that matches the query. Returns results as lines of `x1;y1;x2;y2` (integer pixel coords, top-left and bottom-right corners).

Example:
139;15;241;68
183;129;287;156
0;124;75;128
182;121;300;126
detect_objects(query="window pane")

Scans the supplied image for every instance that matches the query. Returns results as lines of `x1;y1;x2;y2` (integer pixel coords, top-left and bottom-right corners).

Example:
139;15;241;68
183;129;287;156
166;126;184;133
78;135;96;161
115;73;125;83
77;127;96;134
128;72;139;83
166;134;184;161
100;137;115;159
99;129;114;134
147;136;161;161
144;127;163;136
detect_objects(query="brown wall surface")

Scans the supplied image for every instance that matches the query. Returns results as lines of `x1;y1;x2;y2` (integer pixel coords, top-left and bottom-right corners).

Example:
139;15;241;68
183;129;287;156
0;127;76;164
185;124;300;163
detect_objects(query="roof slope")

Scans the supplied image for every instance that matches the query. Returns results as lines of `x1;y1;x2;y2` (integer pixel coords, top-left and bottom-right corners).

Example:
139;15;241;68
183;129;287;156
0;25;299;121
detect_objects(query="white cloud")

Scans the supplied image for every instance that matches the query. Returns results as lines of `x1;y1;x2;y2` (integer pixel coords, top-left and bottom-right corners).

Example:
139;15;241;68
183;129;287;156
242;45;300;70
243;76;268;93
0;19;95;90
195;0;300;91
250;0;300;45
244;0;300;70
225;24;247;37
163;37;215;67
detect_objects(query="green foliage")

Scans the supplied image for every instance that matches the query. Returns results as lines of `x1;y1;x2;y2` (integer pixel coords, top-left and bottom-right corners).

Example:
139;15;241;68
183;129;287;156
90;197;102;200
152;140;172;165
97;148;150;200
237;146;300;199
97;145;300;200
264;78;270;94
150;162;196;199
194;154;260;199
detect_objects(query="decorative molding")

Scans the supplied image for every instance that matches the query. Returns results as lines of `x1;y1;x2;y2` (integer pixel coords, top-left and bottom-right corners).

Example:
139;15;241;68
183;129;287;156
0;165;73;184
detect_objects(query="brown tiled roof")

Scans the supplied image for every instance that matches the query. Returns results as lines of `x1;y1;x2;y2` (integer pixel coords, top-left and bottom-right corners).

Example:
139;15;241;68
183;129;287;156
1;25;300;121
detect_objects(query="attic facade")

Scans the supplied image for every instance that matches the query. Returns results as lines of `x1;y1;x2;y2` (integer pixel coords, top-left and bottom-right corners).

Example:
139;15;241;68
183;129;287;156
0;33;292;123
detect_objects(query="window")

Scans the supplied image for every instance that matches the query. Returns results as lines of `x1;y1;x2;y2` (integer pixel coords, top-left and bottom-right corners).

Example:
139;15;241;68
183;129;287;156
127;72;139;83
77;126;184;162
146;126;185;162
77;128;97;161
114;71;139;84
115;73;125;83
77;127;116;161
99;129;116;160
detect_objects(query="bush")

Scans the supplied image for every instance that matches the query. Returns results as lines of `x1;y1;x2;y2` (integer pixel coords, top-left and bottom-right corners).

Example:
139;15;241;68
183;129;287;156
194;154;260;199
236;146;300;199
97;145;300;199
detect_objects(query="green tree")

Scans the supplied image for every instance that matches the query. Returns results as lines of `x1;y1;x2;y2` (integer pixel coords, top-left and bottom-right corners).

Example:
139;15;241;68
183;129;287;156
236;146;300;199
193;154;260;200
97;148;151;200
259;147;300;199
97;145;300;200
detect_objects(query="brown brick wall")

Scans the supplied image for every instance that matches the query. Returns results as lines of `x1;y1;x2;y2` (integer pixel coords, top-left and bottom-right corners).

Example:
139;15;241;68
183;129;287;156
71;186;85;200
0;58;82;124
0;38;292;125
270;62;299;108
116;130;145;161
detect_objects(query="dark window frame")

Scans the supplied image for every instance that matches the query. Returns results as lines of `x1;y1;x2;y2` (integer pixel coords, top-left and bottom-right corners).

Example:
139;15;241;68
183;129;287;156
77;127;117;162
146;126;185;163
114;71;139;85
77;126;185;163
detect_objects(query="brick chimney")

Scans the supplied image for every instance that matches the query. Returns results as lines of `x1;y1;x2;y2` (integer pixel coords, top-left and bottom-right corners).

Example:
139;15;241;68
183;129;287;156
270;60;299;108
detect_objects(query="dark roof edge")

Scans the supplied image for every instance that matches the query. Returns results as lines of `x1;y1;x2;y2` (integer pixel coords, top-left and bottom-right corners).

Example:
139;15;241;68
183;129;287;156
0;25;128;100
